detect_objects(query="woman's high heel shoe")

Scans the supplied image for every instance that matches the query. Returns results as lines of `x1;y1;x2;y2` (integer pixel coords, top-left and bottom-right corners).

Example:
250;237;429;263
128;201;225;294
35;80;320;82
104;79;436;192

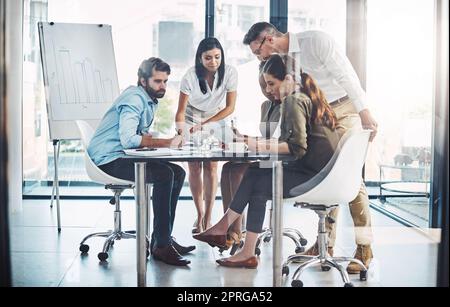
218;231;244;254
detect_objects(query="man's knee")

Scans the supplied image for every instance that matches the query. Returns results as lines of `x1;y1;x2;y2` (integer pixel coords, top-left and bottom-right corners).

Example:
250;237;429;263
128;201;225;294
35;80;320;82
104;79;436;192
170;163;186;181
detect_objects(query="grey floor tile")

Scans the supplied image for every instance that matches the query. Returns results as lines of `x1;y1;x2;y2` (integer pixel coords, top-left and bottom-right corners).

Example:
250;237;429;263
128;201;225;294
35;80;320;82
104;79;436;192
12;252;77;287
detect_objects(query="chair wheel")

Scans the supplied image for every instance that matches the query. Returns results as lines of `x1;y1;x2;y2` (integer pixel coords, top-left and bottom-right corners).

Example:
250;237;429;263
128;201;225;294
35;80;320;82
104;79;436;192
291;280;303;287
360;270;367;281
263;236;271;243
344;283;354;287
98;252;109;262
282;266;289;276
229;241;243;256
295;246;305;253
321;265;331;271
255;247;261;256
79;244;89;253
300;238;308;246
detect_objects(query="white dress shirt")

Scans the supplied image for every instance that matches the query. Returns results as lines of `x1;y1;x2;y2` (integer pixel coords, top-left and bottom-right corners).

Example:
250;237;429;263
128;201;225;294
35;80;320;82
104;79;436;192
180;64;238;112
287;31;367;112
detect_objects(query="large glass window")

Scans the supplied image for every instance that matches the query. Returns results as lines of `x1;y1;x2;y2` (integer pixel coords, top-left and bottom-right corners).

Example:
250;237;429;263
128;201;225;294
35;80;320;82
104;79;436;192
215;0;269;136
23;0;49;190
23;0;205;193
366;0;434;226
288;0;347;48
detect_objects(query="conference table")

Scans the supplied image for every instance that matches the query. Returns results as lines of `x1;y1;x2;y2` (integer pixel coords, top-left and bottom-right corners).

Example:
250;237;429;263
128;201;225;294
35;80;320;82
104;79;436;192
123;149;292;287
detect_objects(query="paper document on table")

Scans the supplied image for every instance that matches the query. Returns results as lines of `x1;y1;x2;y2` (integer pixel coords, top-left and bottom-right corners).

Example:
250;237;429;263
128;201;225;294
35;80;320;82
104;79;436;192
124;148;192;157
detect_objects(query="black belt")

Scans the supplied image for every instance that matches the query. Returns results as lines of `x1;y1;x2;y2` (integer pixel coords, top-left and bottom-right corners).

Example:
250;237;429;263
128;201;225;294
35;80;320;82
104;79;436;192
330;95;349;105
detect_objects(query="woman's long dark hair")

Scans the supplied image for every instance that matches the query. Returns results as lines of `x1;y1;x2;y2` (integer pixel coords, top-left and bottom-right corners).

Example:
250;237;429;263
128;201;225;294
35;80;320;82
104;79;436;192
195;37;225;94
262;54;337;130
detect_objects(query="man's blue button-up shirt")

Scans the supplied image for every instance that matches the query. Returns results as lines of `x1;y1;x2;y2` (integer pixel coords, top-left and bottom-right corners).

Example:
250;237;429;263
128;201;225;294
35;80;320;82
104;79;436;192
87;85;158;166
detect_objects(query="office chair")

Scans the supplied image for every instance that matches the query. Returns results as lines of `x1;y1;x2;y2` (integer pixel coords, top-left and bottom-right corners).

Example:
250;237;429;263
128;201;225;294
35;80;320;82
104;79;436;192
281;129;371;287
76;120;148;262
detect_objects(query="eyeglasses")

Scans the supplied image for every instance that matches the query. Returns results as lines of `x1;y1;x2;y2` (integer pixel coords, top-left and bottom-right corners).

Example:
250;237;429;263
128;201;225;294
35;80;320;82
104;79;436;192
254;36;267;55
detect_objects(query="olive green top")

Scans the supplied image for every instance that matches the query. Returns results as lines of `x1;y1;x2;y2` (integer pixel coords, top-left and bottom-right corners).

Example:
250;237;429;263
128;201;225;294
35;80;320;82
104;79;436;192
278;92;345;176
259;100;281;138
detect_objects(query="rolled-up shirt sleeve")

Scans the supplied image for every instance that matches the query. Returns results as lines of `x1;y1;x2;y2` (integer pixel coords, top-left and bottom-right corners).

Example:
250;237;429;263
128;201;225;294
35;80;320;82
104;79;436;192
278;95;310;159
313;32;367;112
226;66;238;92
116;95;144;149
180;71;192;95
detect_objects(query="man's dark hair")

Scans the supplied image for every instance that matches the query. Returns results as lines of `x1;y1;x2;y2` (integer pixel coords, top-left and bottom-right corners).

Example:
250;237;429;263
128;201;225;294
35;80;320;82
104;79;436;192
137;57;171;85
243;22;281;45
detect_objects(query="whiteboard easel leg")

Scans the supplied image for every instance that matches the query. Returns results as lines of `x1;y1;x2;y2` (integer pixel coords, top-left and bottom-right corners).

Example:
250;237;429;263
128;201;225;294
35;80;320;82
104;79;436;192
50;141;60;208
52;140;61;233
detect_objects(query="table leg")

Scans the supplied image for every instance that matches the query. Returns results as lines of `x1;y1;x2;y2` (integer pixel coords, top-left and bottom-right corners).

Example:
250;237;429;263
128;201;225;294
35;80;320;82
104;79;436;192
135;162;147;287
272;161;283;287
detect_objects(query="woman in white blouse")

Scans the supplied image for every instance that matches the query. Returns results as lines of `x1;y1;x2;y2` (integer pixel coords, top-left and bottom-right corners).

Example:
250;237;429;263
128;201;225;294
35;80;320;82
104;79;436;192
175;37;238;234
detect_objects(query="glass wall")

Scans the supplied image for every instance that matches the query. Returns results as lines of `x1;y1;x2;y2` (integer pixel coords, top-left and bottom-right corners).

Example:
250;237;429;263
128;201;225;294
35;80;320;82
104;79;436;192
22;0;49;190
366;0;434;226
23;0;435;227
215;0;270;136
23;0;205;191
288;0;347;48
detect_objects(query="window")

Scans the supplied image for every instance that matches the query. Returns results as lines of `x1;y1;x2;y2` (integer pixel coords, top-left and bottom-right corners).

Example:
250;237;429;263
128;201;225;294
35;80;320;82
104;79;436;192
23;0;205;192
288;0;346;48
366;0;434;226
215;0;270;136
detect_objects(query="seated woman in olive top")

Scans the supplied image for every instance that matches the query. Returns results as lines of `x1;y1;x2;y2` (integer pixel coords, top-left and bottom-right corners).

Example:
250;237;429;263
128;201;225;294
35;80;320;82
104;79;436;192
194;54;345;268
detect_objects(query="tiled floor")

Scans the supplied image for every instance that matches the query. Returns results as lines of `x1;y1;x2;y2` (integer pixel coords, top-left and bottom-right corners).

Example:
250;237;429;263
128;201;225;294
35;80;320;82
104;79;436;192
9;191;439;287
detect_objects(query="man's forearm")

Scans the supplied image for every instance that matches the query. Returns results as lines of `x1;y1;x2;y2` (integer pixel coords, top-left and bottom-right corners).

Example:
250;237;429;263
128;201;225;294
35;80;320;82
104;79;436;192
140;135;171;148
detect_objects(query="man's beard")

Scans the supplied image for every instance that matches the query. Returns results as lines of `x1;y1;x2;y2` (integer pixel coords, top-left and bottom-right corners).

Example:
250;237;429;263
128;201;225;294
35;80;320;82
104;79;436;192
145;85;165;99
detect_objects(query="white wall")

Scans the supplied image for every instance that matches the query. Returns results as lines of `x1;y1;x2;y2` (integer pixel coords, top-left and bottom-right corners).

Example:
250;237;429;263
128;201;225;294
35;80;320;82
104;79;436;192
6;0;23;213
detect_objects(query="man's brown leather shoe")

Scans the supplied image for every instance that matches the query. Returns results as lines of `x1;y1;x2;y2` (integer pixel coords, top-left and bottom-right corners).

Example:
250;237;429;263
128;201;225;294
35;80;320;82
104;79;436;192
152;245;191;266
171;237;196;255
193;232;227;248
216;256;258;269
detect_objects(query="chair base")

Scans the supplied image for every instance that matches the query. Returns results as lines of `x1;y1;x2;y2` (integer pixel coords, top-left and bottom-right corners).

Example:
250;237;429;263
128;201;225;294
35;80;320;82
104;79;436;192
282;203;368;287
282;254;368;287
255;227;308;256
79;230;150;262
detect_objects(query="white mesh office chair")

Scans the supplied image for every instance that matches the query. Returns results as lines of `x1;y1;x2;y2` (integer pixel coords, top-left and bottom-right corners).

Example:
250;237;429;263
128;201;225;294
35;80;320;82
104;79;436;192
281;129;371;287
76;120;147;262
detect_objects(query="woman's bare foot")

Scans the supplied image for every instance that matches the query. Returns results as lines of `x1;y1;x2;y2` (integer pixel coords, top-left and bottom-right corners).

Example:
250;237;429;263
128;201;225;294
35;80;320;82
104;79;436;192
191;217;204;234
